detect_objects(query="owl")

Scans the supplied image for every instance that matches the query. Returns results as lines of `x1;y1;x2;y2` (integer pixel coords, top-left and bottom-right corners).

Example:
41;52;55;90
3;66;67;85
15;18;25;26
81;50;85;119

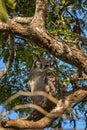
28;57;57;121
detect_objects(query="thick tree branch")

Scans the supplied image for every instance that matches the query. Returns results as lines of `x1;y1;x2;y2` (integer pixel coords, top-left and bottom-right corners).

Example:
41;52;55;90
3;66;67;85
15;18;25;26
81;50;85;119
31;0;47;29
0;0;87;73
0;19;87;74
1;89;87;129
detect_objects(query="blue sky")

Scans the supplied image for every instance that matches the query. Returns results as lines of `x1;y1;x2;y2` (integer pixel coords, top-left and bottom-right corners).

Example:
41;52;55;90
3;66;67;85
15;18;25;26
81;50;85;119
0;58;5;72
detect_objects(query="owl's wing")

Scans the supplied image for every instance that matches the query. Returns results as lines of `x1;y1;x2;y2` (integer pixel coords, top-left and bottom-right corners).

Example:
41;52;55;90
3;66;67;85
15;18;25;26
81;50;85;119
45;67;57;96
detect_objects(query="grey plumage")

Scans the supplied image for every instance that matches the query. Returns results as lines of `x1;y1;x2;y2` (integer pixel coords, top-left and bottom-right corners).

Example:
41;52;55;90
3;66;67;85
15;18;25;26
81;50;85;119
28;57;57;121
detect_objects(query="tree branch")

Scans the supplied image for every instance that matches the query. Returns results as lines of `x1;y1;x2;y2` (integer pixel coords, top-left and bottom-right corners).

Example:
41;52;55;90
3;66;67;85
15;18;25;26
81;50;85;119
30;0;47;29
0;104;49;119
0;18;87;74
0;34;15;78
3;91;58;107
13;17;33;24
1;89;87;129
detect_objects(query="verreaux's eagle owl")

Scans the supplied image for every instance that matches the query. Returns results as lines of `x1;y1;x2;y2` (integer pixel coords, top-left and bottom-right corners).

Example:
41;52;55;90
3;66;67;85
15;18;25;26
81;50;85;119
28;57;57;121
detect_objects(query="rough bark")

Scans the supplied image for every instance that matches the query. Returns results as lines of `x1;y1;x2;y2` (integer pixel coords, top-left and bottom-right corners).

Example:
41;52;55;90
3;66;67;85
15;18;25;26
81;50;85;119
0;0;87;73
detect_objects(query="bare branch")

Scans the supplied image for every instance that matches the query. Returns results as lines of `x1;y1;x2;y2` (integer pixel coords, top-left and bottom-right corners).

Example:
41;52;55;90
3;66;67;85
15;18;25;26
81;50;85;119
1;117;54;129
3;91;58;107
0;104;48;118
31;0;47;28
12;104;48;116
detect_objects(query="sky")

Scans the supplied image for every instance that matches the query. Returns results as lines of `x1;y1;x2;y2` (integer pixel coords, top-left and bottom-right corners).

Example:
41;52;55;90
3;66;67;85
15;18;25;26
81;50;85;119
0;58;5;72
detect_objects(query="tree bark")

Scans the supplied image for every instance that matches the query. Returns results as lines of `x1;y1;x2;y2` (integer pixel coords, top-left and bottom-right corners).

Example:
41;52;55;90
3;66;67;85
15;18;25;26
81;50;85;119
0;0;87;73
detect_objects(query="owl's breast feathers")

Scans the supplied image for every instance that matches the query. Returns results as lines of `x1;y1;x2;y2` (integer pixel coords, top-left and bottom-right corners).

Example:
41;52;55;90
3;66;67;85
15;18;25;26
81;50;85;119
28;65;57;121
28;68;46;92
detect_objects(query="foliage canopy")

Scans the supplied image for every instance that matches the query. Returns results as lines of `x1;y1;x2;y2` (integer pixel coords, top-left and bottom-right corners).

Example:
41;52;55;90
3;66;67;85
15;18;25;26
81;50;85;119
0;0;87;129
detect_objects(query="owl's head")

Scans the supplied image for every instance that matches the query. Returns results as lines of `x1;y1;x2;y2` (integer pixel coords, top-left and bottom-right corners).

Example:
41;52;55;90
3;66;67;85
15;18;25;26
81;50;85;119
32;56;53;70
33;57;42;69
